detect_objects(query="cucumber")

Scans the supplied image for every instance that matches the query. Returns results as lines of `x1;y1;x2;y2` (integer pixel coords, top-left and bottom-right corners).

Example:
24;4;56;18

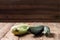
28;25;44;35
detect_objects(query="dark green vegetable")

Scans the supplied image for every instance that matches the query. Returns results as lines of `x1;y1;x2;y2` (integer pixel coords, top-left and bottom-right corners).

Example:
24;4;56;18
28;25;44;35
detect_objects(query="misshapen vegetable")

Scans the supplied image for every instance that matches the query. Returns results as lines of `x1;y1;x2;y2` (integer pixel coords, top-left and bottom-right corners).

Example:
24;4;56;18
28;25;44;35
11;24;29;35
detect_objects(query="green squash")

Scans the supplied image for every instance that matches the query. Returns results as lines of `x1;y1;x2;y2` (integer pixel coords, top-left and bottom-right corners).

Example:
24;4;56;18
11;24;29;35
28;25;44;35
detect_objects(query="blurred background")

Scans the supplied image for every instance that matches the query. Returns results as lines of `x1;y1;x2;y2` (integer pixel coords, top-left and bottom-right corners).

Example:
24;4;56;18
0;0;59;22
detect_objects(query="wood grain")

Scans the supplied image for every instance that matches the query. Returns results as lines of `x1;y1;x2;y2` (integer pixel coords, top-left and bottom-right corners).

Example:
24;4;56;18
1;23;27;40
0;23;7;29
0;0;59;22
0;14;60;22
0;23;15;40
0;23;60;40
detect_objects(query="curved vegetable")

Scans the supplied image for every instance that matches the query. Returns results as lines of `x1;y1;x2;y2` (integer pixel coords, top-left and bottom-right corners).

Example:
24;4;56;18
28;25;44;35
11;24;29;35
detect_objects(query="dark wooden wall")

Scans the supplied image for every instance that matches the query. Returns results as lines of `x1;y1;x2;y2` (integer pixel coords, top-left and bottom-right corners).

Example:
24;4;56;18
0;0;60;22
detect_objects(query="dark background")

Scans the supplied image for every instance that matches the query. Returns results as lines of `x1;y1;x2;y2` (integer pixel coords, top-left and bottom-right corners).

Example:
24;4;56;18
0;0;60;22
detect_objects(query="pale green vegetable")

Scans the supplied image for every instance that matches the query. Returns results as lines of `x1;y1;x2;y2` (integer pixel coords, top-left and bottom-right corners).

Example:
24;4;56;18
11;24;29;35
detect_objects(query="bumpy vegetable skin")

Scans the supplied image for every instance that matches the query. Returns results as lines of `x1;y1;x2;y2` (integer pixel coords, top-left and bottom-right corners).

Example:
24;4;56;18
11;24;29;35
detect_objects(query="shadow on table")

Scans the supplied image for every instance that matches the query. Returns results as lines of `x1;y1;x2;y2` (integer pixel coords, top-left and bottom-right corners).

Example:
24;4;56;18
33;33;55;38
33;33;44;38
14;32;55;38
45;33;55;38
15;33;30;37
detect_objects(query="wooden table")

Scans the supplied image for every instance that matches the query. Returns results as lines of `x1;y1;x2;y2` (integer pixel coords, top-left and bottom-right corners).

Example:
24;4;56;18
0;22;60;40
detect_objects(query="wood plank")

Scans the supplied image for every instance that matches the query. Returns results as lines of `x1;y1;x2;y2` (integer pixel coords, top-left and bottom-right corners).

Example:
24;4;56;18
1;23;60;40
0;15;57;20
1;30;19;40
0;0;59;22
0;14;60;22
1;23;22;40
0;23;7;29
0;23;15;40
54;23;60;40
0;0;57;5
19;34;43;40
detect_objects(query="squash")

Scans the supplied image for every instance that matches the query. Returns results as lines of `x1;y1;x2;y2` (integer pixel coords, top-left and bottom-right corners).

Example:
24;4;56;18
11;24;29;35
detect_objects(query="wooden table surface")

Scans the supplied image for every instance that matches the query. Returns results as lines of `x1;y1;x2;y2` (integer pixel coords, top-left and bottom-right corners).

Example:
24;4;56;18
0;22;60;40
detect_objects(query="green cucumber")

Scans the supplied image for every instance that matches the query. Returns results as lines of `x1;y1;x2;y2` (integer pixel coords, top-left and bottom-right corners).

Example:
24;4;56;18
28;25;44;35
